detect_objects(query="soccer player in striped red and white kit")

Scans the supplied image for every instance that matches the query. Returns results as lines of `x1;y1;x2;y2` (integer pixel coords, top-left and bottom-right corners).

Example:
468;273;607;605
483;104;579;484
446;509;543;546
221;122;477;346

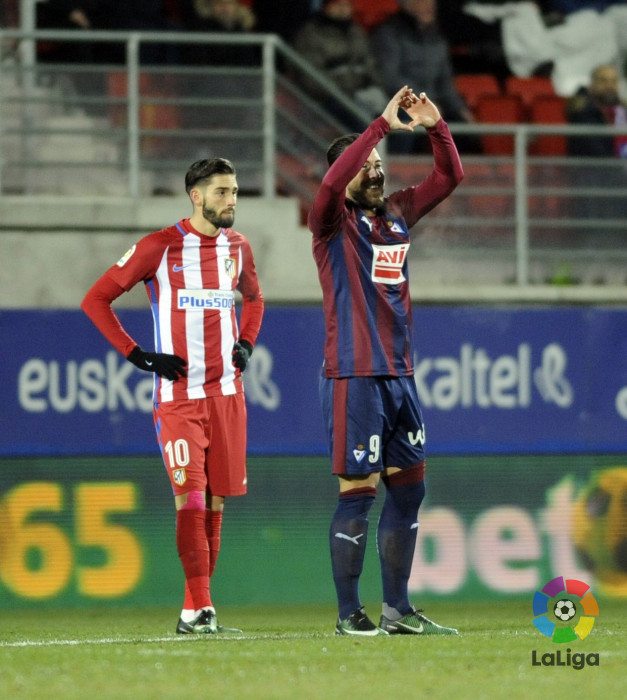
309;87;463;636
82;158;264;634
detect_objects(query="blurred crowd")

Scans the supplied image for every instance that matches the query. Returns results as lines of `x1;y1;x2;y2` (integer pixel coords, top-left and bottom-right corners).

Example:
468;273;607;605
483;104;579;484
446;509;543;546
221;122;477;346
3;0;627;158
1;2;624;80
12;0;504;131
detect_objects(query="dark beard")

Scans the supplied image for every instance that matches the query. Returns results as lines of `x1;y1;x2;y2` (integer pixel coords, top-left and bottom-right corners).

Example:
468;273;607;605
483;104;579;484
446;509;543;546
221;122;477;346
349;174;386;215
202;206;234;229
349;190;387;216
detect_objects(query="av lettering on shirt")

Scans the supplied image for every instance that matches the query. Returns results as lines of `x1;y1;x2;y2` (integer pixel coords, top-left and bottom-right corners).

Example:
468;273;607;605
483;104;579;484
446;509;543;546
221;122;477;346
110;219;261;401
371;242;409;283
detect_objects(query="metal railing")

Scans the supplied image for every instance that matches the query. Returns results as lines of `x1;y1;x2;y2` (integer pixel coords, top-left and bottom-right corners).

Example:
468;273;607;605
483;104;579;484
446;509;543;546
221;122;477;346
1;28;627;290
0;28;371;194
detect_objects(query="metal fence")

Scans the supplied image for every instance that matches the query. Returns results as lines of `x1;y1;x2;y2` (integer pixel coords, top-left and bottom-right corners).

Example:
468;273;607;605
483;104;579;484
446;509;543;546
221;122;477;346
1;28;627;289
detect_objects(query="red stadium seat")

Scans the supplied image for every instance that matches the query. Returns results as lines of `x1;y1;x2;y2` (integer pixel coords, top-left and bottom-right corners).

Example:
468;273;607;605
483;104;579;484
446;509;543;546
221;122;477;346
475;94;526;155
505;76;556;110
455;73;501;111
107;72;180;131
529;95;568;156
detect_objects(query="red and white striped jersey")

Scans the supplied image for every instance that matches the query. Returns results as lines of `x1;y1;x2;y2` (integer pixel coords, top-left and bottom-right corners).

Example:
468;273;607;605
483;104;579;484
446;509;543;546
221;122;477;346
82;218;264;402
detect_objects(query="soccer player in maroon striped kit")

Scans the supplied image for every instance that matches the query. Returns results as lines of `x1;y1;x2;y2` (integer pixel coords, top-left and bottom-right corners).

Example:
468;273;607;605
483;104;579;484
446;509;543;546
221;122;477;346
308;86;463;635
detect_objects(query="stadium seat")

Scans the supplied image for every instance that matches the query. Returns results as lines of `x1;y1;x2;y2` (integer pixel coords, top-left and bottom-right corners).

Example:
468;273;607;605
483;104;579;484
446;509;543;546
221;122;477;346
529;95;568;156
463;162;511;219
505;76;556;110
107;72;180;131
455;73;501;111
475;94;526;155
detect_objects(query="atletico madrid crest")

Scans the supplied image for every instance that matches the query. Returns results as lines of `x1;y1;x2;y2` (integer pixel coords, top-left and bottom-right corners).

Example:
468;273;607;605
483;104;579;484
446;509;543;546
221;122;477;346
224;257;237;279
173;468;187;486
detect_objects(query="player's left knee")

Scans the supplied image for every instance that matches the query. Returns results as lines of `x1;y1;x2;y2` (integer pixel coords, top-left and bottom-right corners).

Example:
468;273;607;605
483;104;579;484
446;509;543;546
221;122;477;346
383;462;425;487
383;463;426;510
178;490;206;510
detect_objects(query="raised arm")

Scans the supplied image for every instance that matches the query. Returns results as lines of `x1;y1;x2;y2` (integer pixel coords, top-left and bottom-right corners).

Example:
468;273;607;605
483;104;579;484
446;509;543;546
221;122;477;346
308;86;422;239
390;112;464;231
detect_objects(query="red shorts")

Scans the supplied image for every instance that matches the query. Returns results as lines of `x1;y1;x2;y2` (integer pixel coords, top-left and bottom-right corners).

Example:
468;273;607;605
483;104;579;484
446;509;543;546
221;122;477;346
154;394;248;497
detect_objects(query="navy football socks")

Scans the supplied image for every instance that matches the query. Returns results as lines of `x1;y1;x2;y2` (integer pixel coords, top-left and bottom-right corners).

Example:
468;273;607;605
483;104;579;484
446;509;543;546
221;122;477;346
329;487;376;620
377;467;425;617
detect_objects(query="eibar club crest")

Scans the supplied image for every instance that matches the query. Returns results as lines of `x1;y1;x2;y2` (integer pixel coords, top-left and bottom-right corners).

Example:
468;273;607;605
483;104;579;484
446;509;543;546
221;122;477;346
224;257;237;279
353;447;367;463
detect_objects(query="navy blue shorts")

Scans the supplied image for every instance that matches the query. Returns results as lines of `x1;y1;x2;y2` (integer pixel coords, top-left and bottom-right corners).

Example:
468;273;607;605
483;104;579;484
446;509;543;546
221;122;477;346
319;375;426;476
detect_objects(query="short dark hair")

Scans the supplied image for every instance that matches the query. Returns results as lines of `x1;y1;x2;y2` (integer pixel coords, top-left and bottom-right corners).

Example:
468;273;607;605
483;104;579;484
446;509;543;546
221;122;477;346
185;158;236;194
326;133;360;166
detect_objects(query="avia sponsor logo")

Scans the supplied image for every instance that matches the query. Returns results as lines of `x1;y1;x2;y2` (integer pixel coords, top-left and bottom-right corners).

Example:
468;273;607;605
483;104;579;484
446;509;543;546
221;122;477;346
531;576;600;670
18;345;279;415
371;243;409;284
414;342;573;410
177;289;234;310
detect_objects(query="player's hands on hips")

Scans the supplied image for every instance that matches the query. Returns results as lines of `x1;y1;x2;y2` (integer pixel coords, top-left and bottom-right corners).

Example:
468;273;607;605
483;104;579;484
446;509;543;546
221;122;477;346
232;340;253;372
382;86;441;131
127;346;187;380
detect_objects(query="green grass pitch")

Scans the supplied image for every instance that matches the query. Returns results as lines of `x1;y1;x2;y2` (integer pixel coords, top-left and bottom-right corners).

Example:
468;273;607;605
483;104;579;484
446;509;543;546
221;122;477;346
0;600;624;699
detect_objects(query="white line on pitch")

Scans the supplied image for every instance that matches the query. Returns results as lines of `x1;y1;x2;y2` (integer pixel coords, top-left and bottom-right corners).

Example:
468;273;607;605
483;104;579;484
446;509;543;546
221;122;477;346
0;633;310;648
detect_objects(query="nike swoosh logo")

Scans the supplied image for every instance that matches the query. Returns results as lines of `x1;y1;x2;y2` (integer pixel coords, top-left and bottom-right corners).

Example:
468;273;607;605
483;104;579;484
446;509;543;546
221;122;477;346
335;533;363;546
172;263;195;272
145;361;153;366
394;620;424;634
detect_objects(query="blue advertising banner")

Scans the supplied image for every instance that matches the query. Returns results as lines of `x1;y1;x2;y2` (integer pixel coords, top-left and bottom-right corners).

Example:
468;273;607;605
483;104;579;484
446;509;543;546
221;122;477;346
1;307;626;456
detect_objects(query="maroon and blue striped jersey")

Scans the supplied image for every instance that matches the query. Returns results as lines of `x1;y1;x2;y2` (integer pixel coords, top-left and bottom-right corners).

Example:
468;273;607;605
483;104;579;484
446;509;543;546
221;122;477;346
308;116;463;378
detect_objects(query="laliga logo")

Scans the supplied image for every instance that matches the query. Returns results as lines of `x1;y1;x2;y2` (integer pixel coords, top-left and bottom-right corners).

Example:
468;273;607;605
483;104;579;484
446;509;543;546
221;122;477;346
531;576;600;670
532;576;598;642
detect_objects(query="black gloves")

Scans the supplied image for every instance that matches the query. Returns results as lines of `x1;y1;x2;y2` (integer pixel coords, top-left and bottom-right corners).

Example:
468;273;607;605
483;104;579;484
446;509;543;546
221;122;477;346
127;342;251;378
232;340;253;372
127;346;187;381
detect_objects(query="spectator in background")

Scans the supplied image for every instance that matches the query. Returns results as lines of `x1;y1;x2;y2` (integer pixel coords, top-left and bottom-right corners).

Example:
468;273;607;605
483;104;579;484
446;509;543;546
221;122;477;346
1;0;19;59
565;64;627;237
566;63;627;157
2;0;19;27
37;1;178;64
463;1;622;96
350;0;399;32
371;0;473;151
253;0;314;42
180;0;260;66
545;0;627;14
178;0;261;168
37;0;116;64
437;0;509;79
293;0;388;129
